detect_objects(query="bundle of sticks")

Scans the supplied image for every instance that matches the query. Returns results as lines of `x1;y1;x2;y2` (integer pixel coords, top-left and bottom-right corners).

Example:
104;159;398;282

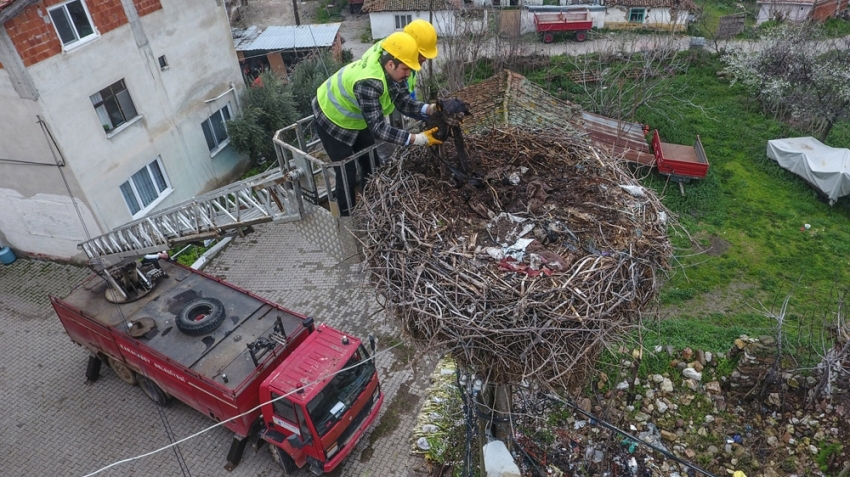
358;126;672;389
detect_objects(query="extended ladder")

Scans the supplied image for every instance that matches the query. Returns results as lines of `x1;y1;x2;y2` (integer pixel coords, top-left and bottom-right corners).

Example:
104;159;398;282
79;167;304;269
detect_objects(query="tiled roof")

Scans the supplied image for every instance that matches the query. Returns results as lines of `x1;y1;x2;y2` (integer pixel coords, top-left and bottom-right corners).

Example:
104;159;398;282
233;23;341;51
0;0;18;14
362;0;457;13
452;70;584;135
608;0;698;10
450;70;652;164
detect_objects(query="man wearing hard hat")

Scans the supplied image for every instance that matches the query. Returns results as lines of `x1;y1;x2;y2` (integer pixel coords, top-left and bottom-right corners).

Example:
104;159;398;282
362;19;439;100
312;31;441;216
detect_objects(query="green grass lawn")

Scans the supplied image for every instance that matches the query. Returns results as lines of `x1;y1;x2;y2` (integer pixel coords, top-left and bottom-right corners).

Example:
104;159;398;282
526;53;850;354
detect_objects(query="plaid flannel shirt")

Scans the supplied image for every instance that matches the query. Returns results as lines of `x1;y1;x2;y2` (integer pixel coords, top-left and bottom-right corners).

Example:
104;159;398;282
312;74;426;147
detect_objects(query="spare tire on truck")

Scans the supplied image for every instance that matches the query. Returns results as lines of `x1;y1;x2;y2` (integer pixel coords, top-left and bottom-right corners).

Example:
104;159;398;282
176;297;226;336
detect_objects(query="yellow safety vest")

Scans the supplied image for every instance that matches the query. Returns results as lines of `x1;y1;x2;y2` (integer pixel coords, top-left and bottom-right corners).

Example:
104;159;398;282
316;52;394;130
362;41;416;96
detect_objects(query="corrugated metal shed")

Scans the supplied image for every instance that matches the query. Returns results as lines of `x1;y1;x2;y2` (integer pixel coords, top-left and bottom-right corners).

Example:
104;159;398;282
234;23;341;52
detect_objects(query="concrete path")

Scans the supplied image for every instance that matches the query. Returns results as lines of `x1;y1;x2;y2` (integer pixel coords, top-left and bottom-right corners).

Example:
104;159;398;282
0;221;433;477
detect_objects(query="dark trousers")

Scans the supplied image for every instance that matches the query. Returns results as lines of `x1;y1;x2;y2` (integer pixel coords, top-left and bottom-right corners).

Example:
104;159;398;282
315;125;380;216
140;257;161;270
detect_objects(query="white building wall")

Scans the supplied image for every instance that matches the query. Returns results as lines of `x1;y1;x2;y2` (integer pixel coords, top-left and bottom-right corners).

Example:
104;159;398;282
0;189;100;259
757;3;812;23
604;6;688;30
0;0;246;260
0;66;98;260
369;10;458;38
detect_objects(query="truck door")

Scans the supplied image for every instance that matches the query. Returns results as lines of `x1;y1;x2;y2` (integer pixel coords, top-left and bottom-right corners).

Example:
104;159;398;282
270;394;303;438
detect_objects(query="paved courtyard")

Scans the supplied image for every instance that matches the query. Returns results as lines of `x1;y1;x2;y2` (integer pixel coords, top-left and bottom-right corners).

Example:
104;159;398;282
0;222;433;477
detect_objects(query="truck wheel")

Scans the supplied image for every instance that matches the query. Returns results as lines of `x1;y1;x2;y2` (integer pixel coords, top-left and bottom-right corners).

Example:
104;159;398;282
137;375;171;406
108;356;137;385
575;31;587;42
176;297;226;336
543;32;555;44
270;444;298;474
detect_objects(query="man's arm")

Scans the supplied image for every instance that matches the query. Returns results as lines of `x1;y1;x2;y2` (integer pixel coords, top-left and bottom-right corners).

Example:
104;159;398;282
354;79;414;145
390;80;429;119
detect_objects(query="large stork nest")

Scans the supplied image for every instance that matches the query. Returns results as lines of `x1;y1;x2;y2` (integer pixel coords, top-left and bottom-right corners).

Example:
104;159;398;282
359;126;672;390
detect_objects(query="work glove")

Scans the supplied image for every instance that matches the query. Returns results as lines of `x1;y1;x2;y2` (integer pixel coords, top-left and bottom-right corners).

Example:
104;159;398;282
425;103;437;116
412;127;443;146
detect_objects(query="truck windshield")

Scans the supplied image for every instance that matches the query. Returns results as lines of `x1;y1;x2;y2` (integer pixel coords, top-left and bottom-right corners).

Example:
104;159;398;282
307;345;375;437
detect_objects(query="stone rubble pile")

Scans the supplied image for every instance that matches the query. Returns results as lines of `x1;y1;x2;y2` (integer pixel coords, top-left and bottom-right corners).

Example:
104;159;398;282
514;335;849;477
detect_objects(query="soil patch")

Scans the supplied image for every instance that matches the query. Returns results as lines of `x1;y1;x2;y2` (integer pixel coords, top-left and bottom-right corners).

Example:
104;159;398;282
706;235;731;256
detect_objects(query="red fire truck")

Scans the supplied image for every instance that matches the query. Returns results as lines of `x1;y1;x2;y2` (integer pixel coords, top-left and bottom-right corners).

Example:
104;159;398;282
52;259;383;474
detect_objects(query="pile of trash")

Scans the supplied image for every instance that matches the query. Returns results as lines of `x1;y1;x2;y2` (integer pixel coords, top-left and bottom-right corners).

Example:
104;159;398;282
359;126;672;389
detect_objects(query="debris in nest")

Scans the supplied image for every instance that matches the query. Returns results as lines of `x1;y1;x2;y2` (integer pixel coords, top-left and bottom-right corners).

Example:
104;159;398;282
358;126;673;389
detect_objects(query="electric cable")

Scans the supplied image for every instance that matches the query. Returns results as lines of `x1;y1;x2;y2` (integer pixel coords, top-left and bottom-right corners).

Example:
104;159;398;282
107;277;193;477
38;115;92;242
46;102;193;477
81;340;402;477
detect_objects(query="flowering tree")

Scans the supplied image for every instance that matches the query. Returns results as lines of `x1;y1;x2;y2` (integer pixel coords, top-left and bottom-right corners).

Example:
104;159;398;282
723;23;850;142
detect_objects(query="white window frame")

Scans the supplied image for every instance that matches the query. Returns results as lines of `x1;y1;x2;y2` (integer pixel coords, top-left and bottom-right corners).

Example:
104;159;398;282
394;14;413;30
48;0;99;50
202;102;233;156
120;157;173;218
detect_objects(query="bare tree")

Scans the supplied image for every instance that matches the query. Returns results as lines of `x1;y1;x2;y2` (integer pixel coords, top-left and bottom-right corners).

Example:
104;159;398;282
561;32;694;123
431;5;537;95
807;294;850;407
692;1;750;54
723;22;850;142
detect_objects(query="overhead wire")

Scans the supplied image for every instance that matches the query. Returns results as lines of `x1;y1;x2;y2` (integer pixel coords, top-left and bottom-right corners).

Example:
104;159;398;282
81;340;402;477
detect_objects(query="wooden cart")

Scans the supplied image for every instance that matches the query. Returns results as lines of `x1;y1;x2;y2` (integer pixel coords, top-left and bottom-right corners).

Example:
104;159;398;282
533;10;593;43
651;129;710;195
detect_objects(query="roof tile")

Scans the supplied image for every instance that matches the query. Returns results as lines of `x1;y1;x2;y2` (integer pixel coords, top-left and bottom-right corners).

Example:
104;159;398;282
362;0;457;12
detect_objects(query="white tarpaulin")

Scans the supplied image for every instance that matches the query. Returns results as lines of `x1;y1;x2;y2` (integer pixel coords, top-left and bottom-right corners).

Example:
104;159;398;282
766;137;850;205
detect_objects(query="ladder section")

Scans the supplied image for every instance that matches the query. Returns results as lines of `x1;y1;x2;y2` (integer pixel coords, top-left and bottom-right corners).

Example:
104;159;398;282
80;168;304;269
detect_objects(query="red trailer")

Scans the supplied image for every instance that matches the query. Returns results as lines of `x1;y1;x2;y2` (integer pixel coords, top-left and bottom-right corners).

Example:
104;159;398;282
52;260;383;474
533;10;593;43
651;129;710;194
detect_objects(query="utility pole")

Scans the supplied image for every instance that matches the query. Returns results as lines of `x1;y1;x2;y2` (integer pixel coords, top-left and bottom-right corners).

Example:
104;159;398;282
291;0;300;25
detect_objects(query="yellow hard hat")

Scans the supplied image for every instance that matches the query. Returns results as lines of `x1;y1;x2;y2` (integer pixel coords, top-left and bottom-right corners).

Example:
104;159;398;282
381;32;421;71
404;19;438;59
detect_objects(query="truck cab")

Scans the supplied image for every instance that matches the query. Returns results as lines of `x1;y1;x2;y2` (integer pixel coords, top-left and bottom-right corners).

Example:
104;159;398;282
260;326;382;473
